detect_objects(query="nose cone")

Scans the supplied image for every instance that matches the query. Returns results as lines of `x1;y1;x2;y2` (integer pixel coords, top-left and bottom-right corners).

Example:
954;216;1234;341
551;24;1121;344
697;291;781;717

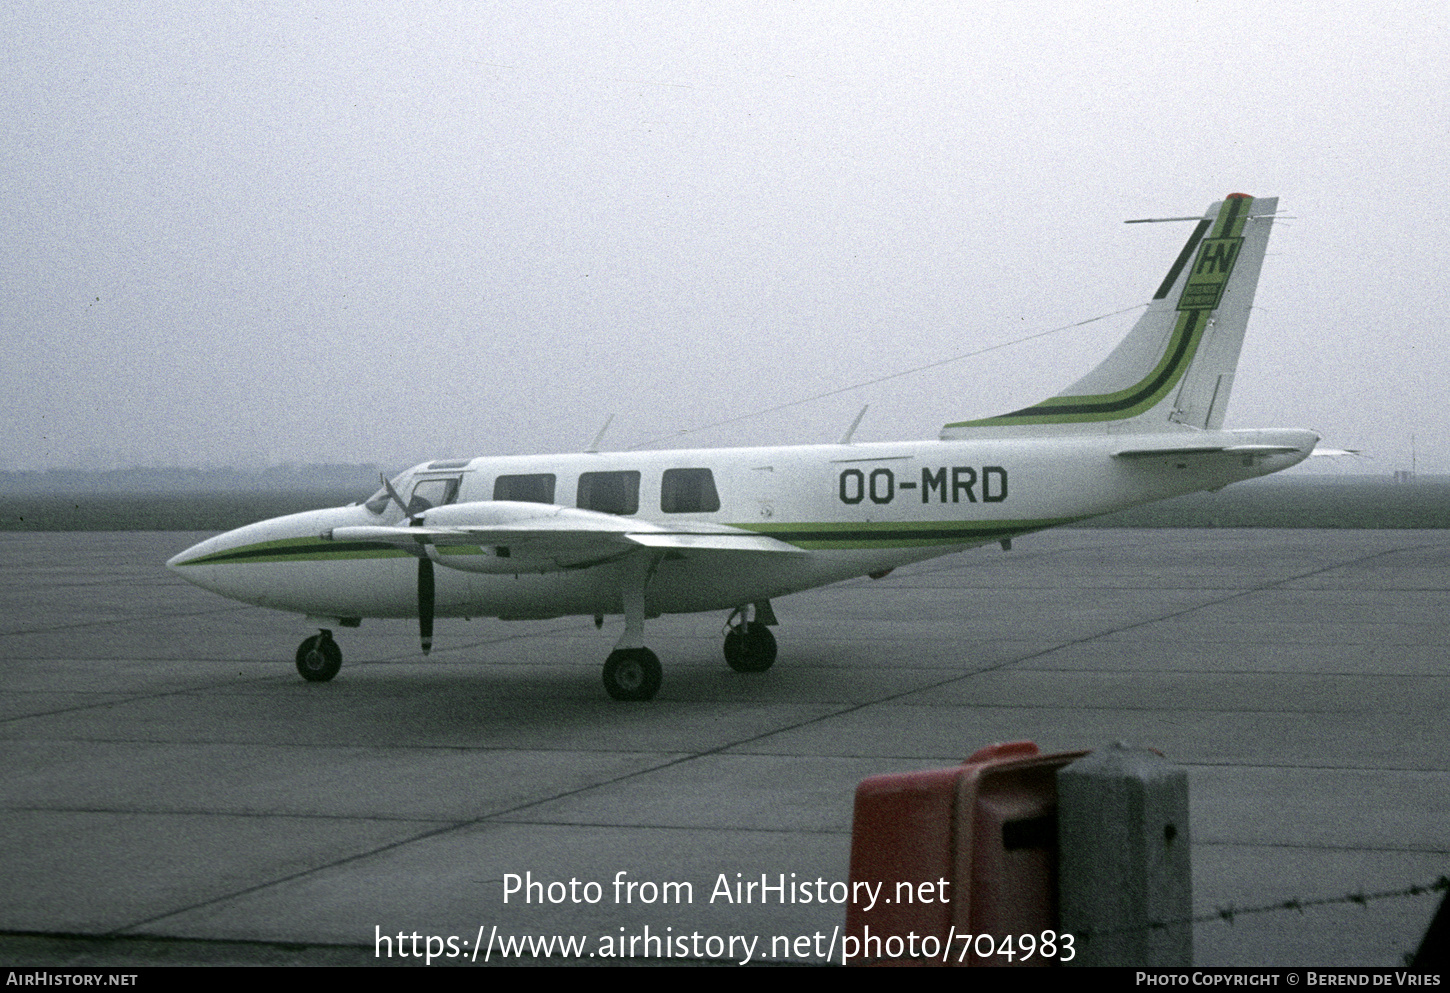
168;506;356;569
164;503;389;612
165;505;358;595
167;537;211;573
167;525;250;572
166;527;248;597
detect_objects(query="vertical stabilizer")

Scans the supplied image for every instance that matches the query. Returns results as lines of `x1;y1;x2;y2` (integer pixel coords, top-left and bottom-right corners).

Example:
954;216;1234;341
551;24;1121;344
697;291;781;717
941;194;1277;438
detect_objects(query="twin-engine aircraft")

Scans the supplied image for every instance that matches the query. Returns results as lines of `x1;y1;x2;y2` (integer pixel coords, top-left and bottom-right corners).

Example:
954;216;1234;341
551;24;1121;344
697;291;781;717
169;193;1318;700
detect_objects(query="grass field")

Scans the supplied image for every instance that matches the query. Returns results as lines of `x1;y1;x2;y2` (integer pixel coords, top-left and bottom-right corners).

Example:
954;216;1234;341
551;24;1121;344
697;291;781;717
0;478;1445;532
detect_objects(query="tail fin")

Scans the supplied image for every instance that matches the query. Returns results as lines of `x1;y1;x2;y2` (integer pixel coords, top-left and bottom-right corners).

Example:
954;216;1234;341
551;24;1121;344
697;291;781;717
941;193;1277;439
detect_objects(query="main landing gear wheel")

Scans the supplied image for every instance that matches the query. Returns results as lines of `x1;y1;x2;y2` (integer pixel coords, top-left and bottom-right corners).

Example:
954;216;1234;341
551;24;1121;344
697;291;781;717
602;647;662;701
295;633;342;682
724;621;777;673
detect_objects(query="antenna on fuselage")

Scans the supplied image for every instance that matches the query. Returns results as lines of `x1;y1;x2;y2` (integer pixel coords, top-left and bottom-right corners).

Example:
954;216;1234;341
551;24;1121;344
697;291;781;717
585;414;615;453
838;405;869;445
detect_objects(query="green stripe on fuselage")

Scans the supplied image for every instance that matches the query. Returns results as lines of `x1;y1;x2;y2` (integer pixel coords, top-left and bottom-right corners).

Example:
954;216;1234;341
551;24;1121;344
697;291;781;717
175;537;407;566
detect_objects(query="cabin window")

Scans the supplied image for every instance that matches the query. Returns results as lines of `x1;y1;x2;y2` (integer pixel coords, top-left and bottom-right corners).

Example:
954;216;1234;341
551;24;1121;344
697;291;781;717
408;476;461;515
660;468;720;513
577;471;640;516
493;473;556;504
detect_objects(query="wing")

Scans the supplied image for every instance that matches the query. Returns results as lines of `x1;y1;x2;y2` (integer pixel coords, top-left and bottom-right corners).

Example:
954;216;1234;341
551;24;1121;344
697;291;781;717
325;500;805;572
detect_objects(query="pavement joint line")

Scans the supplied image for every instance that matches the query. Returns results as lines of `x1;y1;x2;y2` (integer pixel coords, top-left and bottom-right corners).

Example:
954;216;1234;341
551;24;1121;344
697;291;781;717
0;688;280;726
1182;761;1450;774
101;639;1082;934
104;675;941;933
0;577;178;589
0;929;383;961
838;700;1446;714
1009;667;1448;677
924;538;1449;680
0;604;253;637
702;538;1446;723
1191;840;1450;853
0;622;598;725
0;735;700;757
8;738;1445;773
472;820;851;835
4;805;454;825
109;691;883;933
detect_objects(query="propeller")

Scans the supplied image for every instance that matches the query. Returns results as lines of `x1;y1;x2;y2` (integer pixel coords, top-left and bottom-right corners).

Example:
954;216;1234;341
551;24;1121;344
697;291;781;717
416;552;434;655
380;474;435;655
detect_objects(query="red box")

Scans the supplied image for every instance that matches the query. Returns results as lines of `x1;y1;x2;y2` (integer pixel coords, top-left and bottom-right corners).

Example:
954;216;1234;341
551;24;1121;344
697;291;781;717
846;741;1088;966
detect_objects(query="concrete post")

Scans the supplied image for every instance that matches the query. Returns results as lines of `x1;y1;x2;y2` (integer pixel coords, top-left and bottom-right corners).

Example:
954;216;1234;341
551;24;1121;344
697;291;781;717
1057;742;1192;966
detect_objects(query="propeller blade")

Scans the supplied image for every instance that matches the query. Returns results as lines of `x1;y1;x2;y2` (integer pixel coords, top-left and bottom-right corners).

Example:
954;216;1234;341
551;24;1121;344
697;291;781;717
417;555;434;655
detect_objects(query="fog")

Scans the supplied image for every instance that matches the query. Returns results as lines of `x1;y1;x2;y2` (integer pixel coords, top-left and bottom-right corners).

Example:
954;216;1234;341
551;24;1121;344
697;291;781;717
5;2;1446;473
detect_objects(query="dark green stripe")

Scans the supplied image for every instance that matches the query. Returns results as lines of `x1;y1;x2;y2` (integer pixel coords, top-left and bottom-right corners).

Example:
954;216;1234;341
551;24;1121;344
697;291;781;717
1215;194;1247;236
986;310;1203;421
741;518;1077;548
178;541;405;565
1152;218;1213;300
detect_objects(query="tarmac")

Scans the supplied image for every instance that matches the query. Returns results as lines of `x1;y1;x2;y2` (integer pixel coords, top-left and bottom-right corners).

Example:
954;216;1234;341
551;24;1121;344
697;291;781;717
1;528;1446;967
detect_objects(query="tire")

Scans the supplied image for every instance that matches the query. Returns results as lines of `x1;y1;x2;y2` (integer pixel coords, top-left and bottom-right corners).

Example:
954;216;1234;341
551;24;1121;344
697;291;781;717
602;647;662;701
295;634;342;682
723;621;777;673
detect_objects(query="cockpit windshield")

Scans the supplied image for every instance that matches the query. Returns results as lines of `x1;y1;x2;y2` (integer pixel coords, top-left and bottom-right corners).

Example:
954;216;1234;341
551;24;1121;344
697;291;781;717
363;466;464;517
363;468;416;516
363;486;393;515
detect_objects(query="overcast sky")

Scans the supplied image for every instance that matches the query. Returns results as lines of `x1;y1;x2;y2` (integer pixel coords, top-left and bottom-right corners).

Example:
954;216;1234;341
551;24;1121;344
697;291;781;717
4;1;1447;474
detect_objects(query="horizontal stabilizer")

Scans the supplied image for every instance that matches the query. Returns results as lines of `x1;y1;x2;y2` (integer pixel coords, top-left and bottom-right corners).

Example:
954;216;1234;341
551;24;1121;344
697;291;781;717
1112;443;1302;460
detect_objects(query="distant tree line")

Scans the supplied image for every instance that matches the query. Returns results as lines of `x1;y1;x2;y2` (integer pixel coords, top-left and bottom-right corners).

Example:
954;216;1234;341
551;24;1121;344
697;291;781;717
0;464;390;494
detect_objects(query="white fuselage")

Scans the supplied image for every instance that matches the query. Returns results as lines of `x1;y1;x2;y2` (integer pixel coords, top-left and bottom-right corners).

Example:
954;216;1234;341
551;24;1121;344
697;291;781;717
167;428;1317;625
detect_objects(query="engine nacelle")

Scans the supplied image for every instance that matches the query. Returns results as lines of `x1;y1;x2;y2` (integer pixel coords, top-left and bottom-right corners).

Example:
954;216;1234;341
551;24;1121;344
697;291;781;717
407;500;635;575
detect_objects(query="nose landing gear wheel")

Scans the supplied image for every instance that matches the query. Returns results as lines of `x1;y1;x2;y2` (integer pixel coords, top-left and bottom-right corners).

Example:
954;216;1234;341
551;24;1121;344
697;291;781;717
602;647;662;701
295;633;342;682
724;621;777;673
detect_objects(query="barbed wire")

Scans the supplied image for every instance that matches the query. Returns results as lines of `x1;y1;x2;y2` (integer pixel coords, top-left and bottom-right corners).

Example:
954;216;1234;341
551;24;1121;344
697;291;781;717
1200;876;1448;928
1078;875;1448;938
